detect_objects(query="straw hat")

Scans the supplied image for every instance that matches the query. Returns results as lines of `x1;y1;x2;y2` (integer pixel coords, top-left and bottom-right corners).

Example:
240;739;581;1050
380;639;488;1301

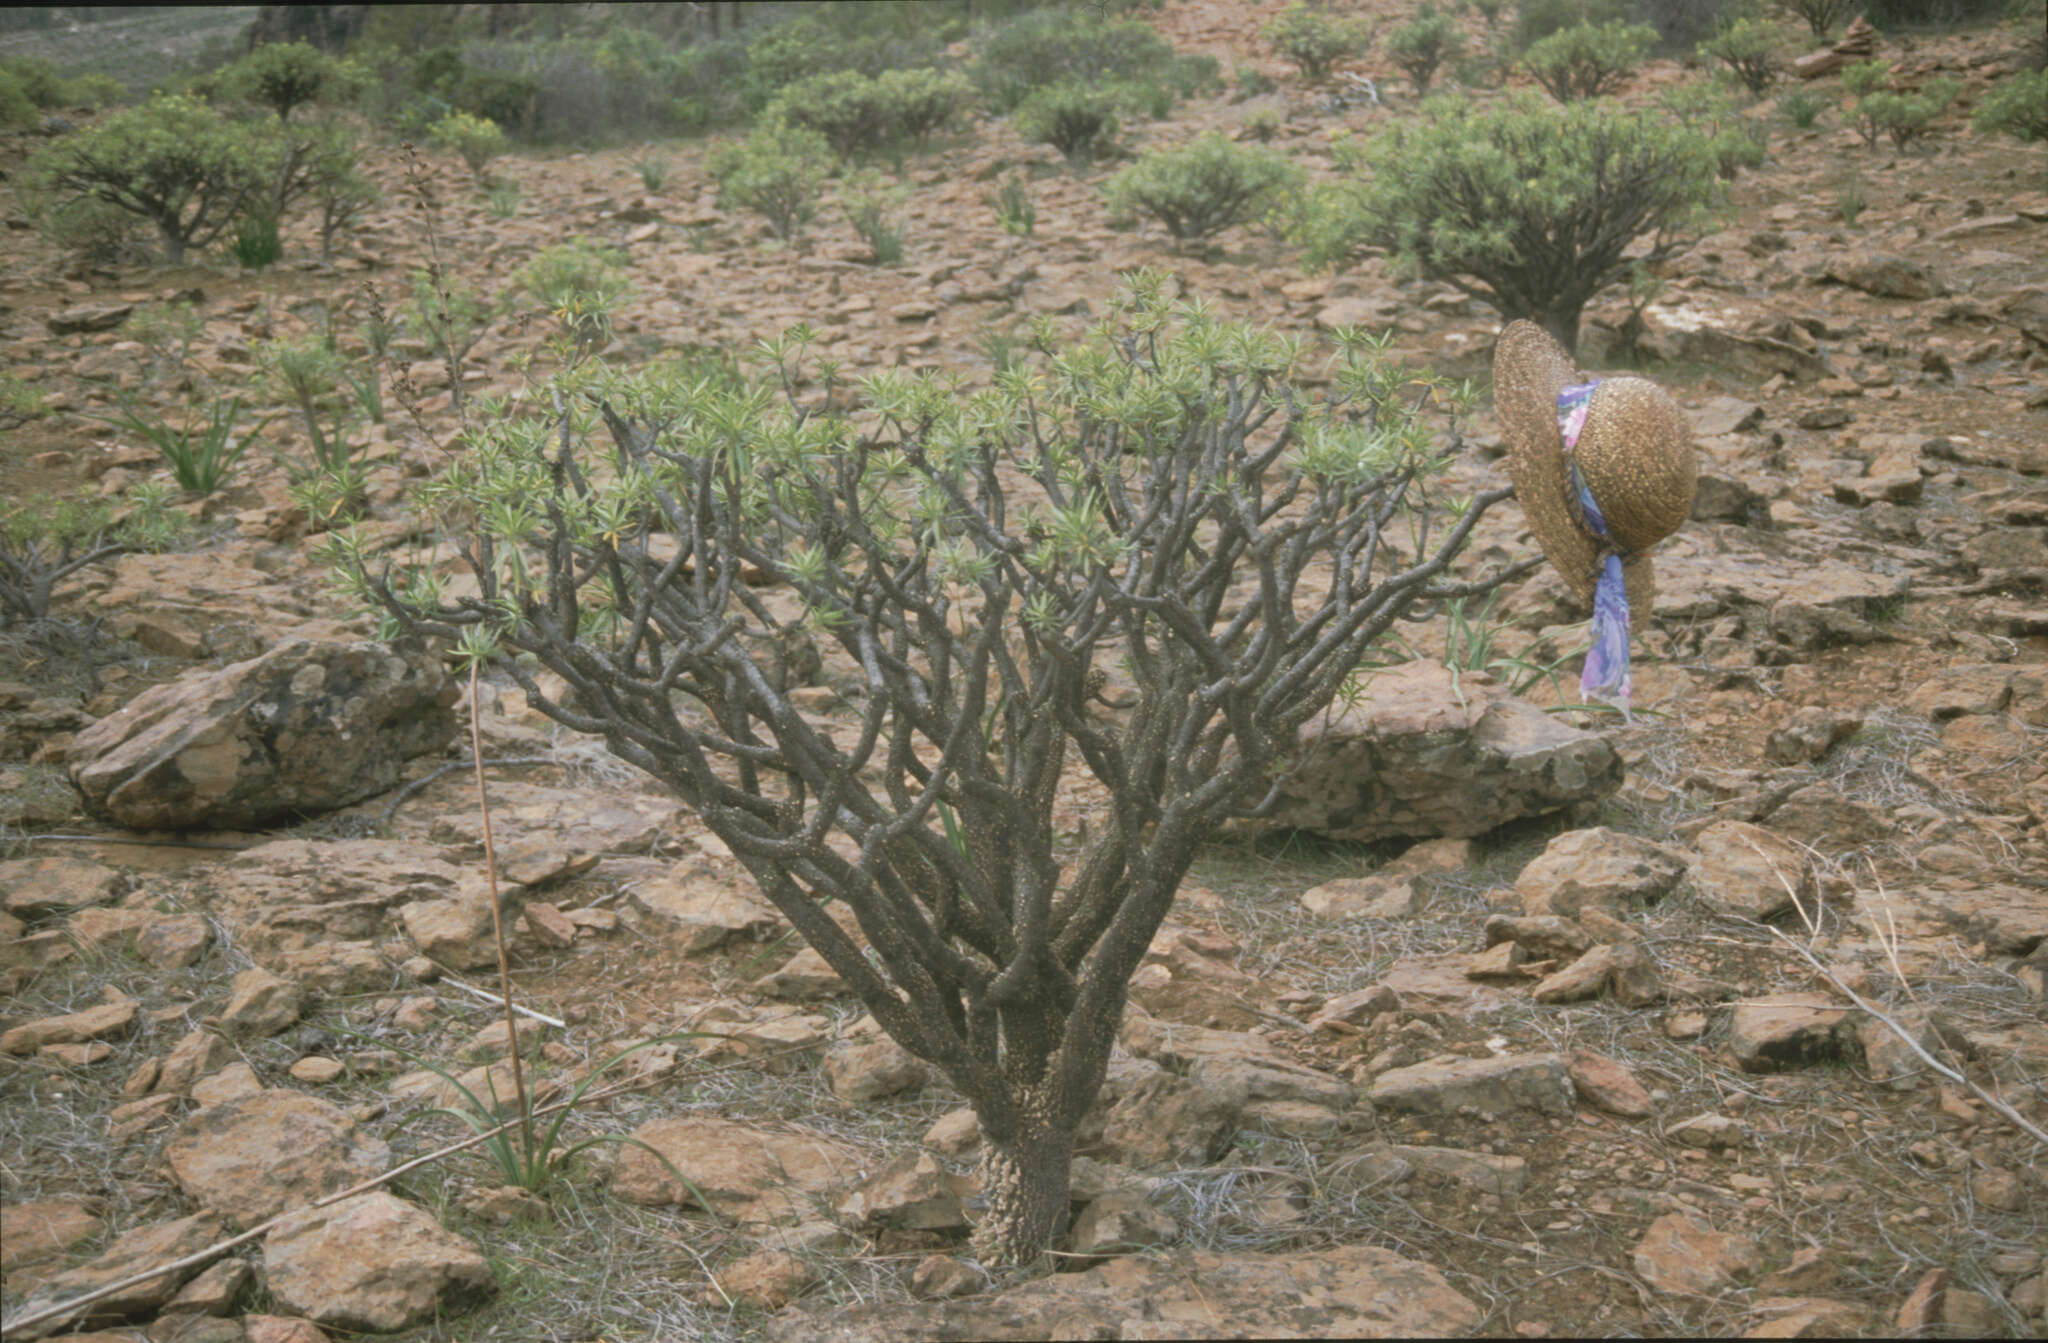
1493;321;1697;622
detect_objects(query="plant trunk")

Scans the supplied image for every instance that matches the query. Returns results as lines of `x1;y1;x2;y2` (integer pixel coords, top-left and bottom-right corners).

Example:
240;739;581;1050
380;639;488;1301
158;223;185;267
1541;297;1585;359
970;1118;1074;1267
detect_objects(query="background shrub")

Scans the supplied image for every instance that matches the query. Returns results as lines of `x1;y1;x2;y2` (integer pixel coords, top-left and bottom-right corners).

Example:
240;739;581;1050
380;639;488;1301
1658;79;1768;176
1774;0;1856;36
1778;87;1831;127
709;121;833;240
515;237;631;346
220;40;364;120
1296;92;1723;352
1103;132;1304;246
1698;17;1781;96
1510;0;1636;52
1014;82;1121;164
973;8;1212;116
0;53;121;115
1522;21;1657;100
1387;6;1467;96
25;93;270;265
839;168;909;264
769;69;898;157
1972;68;2047;140
429;110;508;182
1265;2;1374;80
1855;75;1961;147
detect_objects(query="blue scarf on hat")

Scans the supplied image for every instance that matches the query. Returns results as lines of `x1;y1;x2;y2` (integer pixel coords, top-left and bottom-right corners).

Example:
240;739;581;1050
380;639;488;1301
1557;381;1631;717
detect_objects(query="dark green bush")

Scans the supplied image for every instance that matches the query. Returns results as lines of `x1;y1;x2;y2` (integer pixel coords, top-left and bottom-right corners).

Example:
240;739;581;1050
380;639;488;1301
1774;0;1855;36
1014;82;1121;164
1777;87;1831;127
0;54;121;113
25;93;272;265
768;67;971;158
1658;80;1768;176
1856;76;1962;147
1297;92;1724;352
0;66;31;126
1103;132;1304;246
1387;7;1467;96
1510;0;1636;52
1972;68;2047;140
1523;21;1656;100
220;40;365;120
709;121;834;240
973;8;1209;115
1265;2;1374;80
1697;17;1780;96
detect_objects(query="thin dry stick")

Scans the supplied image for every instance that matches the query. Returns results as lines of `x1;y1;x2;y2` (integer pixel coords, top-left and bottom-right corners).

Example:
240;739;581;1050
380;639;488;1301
1761;925;2048;1150
470;661;535;1171
435;971;568;1029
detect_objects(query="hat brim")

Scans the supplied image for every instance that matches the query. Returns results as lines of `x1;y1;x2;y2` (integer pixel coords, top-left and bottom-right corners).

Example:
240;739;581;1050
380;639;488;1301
1494;322;1670;624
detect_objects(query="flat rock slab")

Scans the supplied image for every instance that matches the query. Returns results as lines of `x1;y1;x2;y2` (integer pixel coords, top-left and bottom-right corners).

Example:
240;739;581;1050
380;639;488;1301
1690;821;1810;921
68;639;456;831
0;855;123;918
1632;1212;1761;1295
1727;994;1851;1073
0;1199;104;1272
1370;1053;1574;1117
628;859;785;952
610;1116;862;1223
764;1245;1480;1341
11;1212;222;1337
2;999;138;1055
1122;1013;1352;1110
1516;827;1688;918
264;1191;492;1333
427;783;686;866
164;1091;391;1228
1259;662;1621;843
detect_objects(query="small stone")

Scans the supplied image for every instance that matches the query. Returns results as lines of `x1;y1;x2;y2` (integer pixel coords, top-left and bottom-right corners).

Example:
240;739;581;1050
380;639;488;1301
162;1256;254;1315
522;899;577;947
822;1034;927;1101
1299;875;1415;919
189;1062;263;1108
154;1031;233;1095
1970;1166;2024;1212
1727;994;1848;1072
1758;1247;1837;1295
135;915;211;969
264;1191;493;1332
1690;822;1813;920
1069;1188;1180;1256
218;968;303;1038
753;946;844;1000
715;1249;816;1311
1369;1053;1574;1117
909;1254;985;1300
1632;1213;1761;1295
922;1108;980;1155
1895;1266;1948;1331
1516;828;1687;918
1567;1051;1654;1118
241;1317;332;1343
165;1091;391;1229
456;1184;549;1224
1466;940;1526;979
834;1153;965;1231
39;1040;114;1066
1940;1286;2003;1333
1;997;138;1054
1531;945;1617;1003
289;1056;346;1085
1667;1112;1746;1150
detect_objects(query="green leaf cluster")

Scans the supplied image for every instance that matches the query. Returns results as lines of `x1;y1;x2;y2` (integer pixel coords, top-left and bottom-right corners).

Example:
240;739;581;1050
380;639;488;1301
1297;92;1724;352
24;93;274;265
765;66;972;158
1386;6;1467;97
1;484;185;627
0;54;121;126
219;40;367;120
1103;133;1305;246
1698;17;1782;96
839;169;910;265
1972;68;2048;142
972;7;1215;117
429;109;508;181
1508;0;1635;53
708;121;834;240
1014;83;1121;164
1265;3;1374;81
1522;21;1656;101
1842;62;1960;149
1657;79;1768;178
515;237;632;347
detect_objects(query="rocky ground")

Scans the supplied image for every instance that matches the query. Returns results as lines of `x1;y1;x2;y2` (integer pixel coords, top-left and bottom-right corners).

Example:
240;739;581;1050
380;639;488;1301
2;2;2046;1340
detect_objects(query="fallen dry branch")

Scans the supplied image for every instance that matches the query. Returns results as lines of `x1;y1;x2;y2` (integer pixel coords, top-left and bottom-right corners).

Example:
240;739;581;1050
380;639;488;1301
1761;924;2048;1150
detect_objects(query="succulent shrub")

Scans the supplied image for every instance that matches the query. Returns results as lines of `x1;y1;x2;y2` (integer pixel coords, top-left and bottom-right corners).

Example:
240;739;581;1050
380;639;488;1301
428;110;507;182
1014;82;1122;164
1264;2;1373;81
1522;21;1657;101
1971;68;2046;141
838;168;909;265
220;40;366;120
515;237;631;349
24;93;271;264
1775;0;1856;37
708;121;833;240
1;486;184;628
1698;17;1782;97
1297;92;1724;353
1103;133;1304;247
326;270;1519;1266
973;7;1212;116
1386;6;1467;97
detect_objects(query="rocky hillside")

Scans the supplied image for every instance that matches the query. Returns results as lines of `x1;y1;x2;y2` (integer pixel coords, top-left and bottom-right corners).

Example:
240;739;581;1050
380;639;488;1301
1;2;2044;1339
